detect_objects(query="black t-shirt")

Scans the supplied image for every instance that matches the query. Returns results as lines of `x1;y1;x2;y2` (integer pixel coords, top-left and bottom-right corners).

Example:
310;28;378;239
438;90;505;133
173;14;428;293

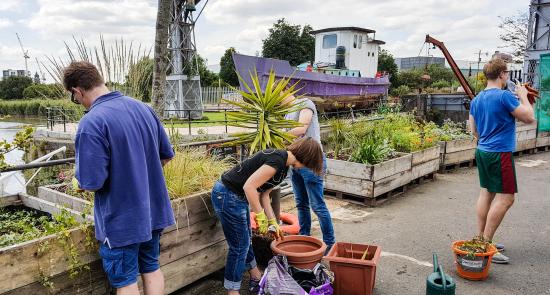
221;149;288;197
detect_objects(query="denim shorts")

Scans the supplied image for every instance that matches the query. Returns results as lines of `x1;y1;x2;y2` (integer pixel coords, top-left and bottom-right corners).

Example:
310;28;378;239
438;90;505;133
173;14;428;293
99;229;162;288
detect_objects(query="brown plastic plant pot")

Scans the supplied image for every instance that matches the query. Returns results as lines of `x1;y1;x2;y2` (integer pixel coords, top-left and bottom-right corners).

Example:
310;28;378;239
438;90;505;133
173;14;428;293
323;242;382;295
270;235;327;269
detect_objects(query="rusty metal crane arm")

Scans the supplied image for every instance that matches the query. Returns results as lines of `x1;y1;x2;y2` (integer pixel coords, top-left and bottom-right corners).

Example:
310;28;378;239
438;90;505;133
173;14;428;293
425;35;475;100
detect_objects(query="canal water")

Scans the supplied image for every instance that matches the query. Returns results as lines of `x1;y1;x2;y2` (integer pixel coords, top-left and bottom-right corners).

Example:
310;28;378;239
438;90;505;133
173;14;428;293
0;118;45;195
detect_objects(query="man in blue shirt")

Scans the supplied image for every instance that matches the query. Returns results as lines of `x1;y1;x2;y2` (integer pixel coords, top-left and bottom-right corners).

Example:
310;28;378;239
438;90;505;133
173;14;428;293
64;61;174;294
469;58;535;264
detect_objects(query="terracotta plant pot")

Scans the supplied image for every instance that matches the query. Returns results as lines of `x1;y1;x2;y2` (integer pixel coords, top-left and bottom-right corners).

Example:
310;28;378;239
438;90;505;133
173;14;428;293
323;242;381;295
270;235;326;269
452;240;498;281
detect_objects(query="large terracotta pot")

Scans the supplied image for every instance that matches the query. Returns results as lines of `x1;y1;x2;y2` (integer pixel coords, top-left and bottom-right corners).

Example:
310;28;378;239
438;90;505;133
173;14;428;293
270;235;326;269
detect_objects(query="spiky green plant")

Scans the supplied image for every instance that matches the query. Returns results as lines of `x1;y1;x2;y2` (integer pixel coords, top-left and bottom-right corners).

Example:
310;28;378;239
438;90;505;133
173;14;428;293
223;69;303;154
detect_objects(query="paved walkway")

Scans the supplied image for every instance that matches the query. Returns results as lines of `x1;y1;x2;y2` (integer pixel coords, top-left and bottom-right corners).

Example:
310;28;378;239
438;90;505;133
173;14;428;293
176;152;550;294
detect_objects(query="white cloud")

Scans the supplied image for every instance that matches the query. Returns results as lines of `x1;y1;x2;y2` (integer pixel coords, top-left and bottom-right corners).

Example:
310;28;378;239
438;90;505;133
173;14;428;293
0;18;13;29
0;2;18;11
27;0;157;43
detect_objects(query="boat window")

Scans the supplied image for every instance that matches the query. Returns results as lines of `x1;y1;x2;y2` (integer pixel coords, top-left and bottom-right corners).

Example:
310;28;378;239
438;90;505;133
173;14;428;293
323;34;337;49
353;35;357;48
358;35;363;49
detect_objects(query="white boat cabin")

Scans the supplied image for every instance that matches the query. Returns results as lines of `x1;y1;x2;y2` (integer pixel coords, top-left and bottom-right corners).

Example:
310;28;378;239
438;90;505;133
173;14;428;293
311;27;385;78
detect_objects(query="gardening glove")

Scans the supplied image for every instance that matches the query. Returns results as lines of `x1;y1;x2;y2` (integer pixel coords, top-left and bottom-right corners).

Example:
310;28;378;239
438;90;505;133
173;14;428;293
268;218;284;241
254;210;269;234
72;177;84;193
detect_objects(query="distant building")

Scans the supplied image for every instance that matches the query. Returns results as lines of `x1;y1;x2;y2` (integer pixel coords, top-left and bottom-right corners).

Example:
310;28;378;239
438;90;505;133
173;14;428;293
395;56;445;71
310;26;385;78
2;69;31;80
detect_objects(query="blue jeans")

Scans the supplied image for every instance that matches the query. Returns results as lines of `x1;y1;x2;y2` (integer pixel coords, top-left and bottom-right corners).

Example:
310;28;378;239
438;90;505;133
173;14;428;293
291;157;335;247
211;181;257;291
98;230;162;288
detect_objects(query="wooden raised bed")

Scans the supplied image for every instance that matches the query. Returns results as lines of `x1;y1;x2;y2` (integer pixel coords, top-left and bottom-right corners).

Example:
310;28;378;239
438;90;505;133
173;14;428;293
410;146;440;183
516;121;537;152
324;153;413;205
536;131;550;151
0;193;107;295
38;185;227;294
439;138;477;171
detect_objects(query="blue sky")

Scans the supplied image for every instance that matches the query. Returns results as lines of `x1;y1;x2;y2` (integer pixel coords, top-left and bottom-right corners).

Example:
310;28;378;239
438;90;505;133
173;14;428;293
0;0;530;80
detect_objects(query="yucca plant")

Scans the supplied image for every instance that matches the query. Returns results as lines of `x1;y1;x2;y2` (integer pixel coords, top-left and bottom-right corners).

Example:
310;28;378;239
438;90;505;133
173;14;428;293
223;69;303;154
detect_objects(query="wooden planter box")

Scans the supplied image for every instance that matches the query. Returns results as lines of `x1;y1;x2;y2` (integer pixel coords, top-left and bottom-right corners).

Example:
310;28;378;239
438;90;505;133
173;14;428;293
536;131;550;148
516;121;537;152
38;186;227;294
325;153;413;205
0;194;107;295
439;138;477;169
410;146;440;179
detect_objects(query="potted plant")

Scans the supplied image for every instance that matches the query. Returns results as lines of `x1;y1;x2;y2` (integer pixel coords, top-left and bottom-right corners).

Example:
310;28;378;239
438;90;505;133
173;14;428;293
451;237;498;281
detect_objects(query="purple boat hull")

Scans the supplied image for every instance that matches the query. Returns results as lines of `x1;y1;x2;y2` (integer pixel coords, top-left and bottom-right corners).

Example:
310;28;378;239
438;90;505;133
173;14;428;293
232;53;390;98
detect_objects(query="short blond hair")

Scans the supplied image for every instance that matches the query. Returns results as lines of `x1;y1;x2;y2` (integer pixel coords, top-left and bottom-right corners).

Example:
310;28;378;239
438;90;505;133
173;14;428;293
483;58;507;80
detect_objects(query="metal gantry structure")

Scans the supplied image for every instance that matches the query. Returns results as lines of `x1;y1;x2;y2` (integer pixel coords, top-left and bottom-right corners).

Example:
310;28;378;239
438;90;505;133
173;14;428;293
524;0;550;86
164;0;208;119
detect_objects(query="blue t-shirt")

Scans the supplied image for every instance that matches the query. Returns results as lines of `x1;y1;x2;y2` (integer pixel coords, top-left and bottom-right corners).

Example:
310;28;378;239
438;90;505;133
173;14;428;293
470;88;520;152
75;91;175;248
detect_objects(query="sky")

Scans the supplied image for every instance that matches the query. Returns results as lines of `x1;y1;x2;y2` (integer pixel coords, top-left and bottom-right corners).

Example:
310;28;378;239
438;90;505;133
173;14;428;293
0;0;530;80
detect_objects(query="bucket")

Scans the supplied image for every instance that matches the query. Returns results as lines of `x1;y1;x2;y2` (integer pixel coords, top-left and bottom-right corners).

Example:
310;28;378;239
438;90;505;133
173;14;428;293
451;240;497;281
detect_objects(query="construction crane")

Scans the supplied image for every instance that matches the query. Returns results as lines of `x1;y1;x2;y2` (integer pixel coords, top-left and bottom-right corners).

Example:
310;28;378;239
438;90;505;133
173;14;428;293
35;57;46;83
425;34;475;100
16;33;30;77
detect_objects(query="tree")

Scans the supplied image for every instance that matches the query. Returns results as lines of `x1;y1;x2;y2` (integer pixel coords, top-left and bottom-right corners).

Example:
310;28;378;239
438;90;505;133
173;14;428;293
426;64;455;83
396;69;423;89
262;18;315;66
498;12;528;62
219;47;239;86
152;0;172;117
377;49;399;88
300;25;315;65
0;76;33;100
194;55;219;87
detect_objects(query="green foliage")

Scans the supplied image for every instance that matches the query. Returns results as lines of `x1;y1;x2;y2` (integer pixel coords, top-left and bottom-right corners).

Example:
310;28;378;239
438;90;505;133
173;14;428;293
0;99;84;118
262;18;315;66
390;85;411;97
468;72;487;93
0;126;34;170
163;148;231;198
219;47;239;86
435;119;471;141
426;64;455;83
223;69;302;154
378;49;399;88
0;207;78;248
0;76;34;100
126;57;154;102
397;69;423;89
432;79;451;89
376;102;402;115
326;118;353;158
350;134;395;165
23;84;65;99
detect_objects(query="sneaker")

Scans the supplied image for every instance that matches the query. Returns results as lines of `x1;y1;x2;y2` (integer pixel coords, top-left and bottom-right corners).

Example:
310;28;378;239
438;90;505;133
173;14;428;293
495;243;505;252
248;278;260;293
491;252;509;264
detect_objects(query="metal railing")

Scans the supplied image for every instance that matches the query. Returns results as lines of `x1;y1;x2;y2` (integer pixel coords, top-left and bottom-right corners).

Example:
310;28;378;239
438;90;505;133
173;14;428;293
201;86;241;105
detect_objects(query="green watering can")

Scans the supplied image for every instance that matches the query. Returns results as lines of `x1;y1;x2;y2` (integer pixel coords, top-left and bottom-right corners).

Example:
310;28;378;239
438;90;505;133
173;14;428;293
426;253;456;295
